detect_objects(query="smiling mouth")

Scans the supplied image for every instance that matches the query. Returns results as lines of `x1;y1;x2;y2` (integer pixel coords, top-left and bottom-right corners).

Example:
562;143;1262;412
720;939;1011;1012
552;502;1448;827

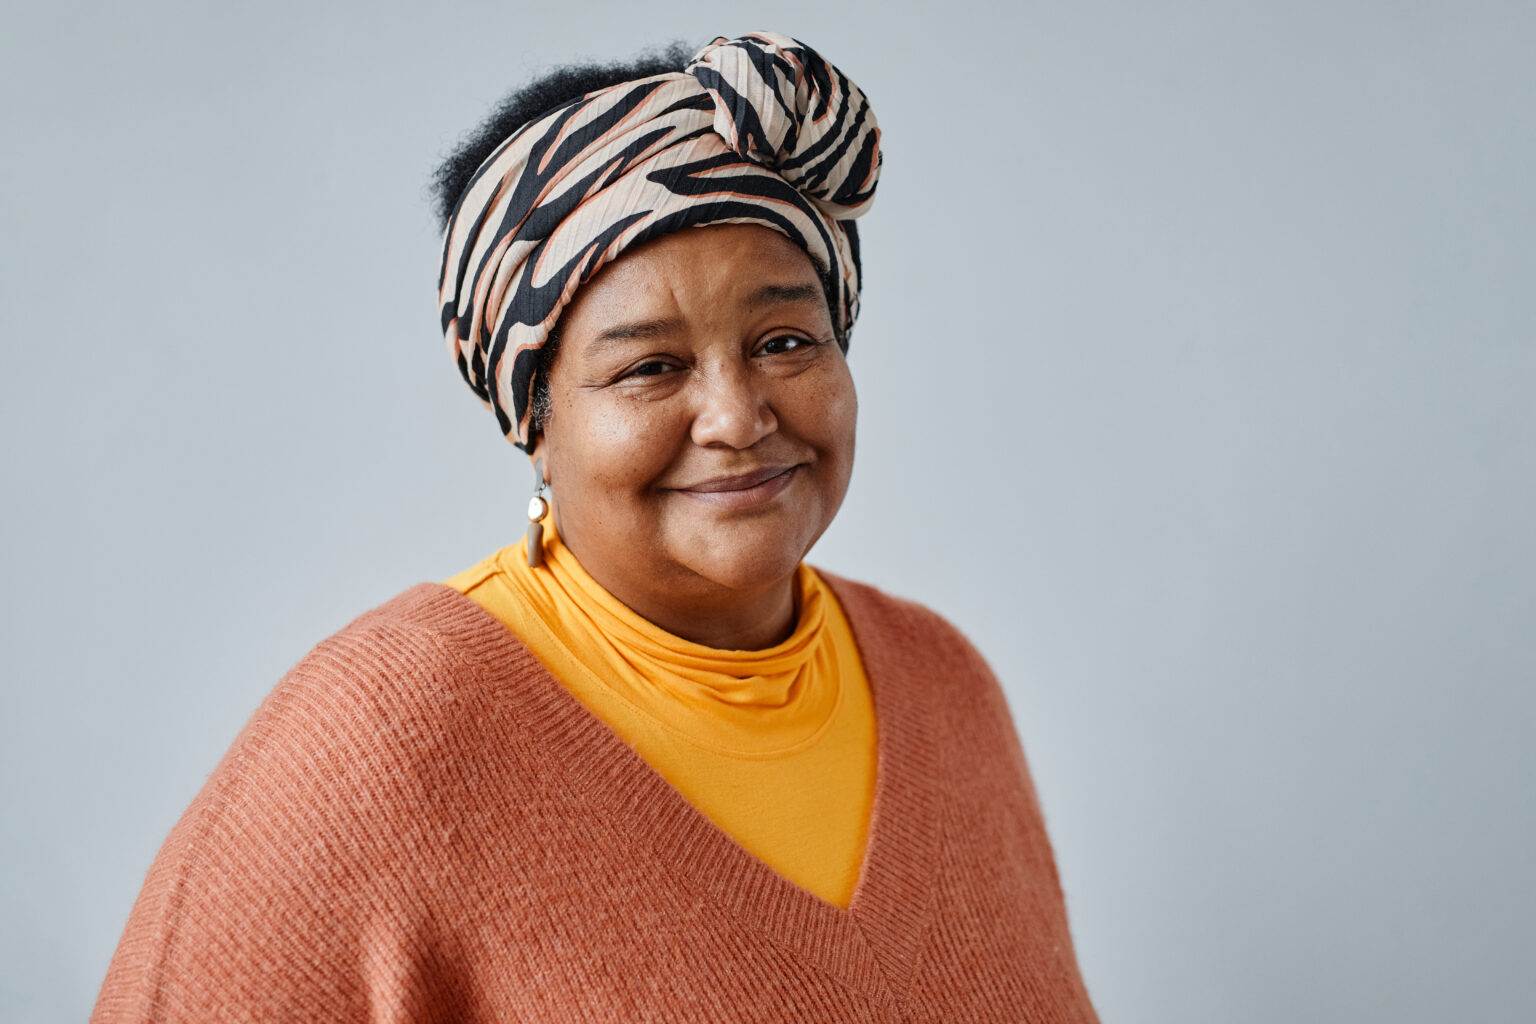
673;466;800;509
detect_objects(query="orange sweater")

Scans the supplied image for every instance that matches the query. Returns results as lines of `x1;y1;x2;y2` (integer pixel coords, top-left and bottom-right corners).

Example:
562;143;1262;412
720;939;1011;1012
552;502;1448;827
94;576;1099;1023
446;532;877;907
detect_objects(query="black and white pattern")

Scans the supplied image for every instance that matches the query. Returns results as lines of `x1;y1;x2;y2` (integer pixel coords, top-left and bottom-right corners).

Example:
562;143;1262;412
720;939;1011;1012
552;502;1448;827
437;32;883;449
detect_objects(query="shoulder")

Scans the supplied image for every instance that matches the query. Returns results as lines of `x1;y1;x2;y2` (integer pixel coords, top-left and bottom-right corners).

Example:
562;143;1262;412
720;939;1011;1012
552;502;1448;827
152;582;543;901
816;569;1026;754
164;583;538;854
265;582;516;717
212;583;541;809
223;584;515;775
816;569;997;682
95;584;546;1019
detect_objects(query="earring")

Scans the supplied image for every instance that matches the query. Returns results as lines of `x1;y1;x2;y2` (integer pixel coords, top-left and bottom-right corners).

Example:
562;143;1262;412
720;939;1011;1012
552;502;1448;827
526;461;551;568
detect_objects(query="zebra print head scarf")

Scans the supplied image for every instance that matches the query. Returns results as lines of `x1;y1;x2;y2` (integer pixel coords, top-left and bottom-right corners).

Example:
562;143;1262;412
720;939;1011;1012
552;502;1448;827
438;31;882;449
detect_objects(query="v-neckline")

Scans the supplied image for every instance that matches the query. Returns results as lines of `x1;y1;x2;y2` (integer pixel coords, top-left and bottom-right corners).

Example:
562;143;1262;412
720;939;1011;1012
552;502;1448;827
420;573;942;1007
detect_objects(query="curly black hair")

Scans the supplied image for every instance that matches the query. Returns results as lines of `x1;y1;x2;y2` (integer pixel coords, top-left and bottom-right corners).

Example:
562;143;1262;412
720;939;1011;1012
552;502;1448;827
430;42;698;437
430;42;697;231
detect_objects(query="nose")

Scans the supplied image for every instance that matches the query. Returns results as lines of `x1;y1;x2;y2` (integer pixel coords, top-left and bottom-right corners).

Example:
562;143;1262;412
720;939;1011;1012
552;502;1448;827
689;363;777;449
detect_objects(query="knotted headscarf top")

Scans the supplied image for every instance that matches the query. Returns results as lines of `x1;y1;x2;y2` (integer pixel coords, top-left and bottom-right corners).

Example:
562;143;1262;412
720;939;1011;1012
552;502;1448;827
437;31;882;449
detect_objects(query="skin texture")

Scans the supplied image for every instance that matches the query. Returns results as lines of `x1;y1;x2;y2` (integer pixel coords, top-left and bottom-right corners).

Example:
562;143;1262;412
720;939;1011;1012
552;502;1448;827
530;224;858;650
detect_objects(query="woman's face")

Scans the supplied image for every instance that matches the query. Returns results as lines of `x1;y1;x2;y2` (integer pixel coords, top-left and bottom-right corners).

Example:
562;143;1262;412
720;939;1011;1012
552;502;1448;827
533;224;857;643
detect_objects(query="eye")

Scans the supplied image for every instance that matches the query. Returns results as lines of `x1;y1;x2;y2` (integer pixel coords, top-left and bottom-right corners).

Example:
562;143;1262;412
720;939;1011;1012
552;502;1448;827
622;358;678;380
756;334;818;356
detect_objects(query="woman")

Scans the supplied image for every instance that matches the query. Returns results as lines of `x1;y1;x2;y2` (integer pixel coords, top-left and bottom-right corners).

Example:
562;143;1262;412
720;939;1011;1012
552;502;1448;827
94;32;1099;1022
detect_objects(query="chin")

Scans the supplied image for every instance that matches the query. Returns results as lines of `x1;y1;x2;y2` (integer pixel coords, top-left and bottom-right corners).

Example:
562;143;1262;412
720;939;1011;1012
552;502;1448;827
679;524;817;595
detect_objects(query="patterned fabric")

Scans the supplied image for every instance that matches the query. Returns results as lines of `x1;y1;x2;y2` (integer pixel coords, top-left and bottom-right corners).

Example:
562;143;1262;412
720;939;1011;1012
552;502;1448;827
437;31;882;449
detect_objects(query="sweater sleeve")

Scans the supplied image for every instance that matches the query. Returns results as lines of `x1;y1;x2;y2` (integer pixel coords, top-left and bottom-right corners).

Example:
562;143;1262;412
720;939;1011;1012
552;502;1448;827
91;615;489;1024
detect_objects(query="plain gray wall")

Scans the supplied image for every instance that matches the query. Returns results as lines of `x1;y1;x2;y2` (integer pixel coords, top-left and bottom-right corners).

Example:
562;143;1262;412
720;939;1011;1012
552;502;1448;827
3;1;1533;1020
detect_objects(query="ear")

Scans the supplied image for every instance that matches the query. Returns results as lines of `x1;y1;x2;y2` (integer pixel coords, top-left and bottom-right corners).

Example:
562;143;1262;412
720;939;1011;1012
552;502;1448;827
526;438;550;486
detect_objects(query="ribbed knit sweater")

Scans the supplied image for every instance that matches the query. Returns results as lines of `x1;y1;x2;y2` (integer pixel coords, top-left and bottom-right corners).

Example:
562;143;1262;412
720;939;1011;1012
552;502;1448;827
93;575;1099;1023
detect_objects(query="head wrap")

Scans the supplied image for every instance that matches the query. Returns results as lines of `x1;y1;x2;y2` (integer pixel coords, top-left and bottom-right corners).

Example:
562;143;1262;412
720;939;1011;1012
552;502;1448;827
438;31;882;449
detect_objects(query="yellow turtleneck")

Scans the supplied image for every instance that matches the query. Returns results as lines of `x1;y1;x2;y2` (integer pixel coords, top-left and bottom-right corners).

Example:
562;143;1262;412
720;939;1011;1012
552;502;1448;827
443;519;877;908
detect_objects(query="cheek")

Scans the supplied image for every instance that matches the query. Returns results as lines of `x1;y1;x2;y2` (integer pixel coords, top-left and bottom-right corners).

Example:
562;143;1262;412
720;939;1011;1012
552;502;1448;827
550;396;684;505
808;361;858;463
833;374;858;449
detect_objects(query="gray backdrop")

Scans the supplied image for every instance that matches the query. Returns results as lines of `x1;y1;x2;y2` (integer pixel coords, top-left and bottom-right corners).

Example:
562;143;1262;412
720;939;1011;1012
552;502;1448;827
3;2;1533;1021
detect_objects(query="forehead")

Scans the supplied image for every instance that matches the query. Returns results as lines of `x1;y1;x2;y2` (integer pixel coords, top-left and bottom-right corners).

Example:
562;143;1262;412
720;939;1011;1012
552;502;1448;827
562;225;825;332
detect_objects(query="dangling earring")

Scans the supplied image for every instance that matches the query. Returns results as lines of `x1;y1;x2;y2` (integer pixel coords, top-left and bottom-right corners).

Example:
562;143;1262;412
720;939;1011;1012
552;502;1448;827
526;461;551;568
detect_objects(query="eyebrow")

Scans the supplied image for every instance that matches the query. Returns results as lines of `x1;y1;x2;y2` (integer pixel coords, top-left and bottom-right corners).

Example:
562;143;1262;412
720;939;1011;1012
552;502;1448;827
591;317;683;347
747;282;823;308
586;282;825;348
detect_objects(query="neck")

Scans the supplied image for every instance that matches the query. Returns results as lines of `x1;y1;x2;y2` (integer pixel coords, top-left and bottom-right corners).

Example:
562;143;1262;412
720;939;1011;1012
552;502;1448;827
570;555;798;650
616;579;799;651
575;564;797;650
548;518;802;651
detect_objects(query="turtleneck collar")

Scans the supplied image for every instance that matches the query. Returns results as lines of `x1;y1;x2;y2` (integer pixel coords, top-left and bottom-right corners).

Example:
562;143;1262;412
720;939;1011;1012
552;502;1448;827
499;517;843;756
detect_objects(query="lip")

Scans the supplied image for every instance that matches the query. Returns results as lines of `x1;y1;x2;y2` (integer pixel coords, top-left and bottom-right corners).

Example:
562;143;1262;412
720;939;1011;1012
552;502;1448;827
671;465;800;510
